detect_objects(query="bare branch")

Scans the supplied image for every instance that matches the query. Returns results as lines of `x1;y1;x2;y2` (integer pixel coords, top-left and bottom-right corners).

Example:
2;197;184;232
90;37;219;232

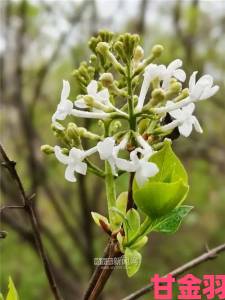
0;144;63;300
122;243;225;300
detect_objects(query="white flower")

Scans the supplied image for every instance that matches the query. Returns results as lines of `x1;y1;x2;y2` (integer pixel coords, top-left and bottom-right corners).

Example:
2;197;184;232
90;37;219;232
136;64;166;112
165;101;203;137
52;80;73;123
74;80;110;110
97;137;127;175
162;59;186;89
189;71;219;101
54;146;87;182
116;136;159;187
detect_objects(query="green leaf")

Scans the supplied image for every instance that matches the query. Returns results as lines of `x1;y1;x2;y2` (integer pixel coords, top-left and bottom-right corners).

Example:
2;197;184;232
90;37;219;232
126;209;140;240
113;192;128;228
124;248;142;277
149;140;188;184
130;236;148;251
134;179;189;219
152;205;193;233
116;192;128;214
6;277;19;300
91;212;110;228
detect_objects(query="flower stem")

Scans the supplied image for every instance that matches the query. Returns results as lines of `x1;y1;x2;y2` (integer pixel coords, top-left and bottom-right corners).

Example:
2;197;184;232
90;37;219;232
127;63;136;131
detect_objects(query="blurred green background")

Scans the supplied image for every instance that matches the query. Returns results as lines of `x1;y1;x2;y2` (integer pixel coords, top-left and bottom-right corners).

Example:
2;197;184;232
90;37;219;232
0;0;225;299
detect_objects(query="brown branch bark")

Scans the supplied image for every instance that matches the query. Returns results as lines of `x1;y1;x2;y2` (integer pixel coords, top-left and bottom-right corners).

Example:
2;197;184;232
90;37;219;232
0;144;63;300
122;243;225;300
83;238;122;300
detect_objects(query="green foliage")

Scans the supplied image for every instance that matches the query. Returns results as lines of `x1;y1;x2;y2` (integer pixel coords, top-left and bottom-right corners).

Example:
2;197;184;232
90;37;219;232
124;248;142;277
151;205;193;233
133;141;189;218
149;140;188;184
126;208;140;239
1;277;20;300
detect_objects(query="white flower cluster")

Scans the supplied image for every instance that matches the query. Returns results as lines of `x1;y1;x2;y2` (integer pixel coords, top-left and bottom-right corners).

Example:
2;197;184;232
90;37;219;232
54;135;158;186
51;58;219;183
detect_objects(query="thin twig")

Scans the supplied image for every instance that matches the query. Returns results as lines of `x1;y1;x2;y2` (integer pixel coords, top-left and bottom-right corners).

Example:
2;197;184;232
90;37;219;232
0;144;63;300
122;243;225;300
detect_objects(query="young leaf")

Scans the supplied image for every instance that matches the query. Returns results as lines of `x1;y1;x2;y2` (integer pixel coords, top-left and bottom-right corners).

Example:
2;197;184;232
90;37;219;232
116;192;128;214
130;236;148;251
91;212;110;228
149;140;188;184
134;179;189;218
124;248;142;277
6;277;19;300
126;208;140;239
152;205;193;233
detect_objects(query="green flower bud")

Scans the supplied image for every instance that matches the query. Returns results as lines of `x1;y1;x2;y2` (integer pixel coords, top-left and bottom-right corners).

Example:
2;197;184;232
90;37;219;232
133;45;144;62
181;88;189;98
170;82;182;93
84;95;94;106
99;72;114;87
96;42;110;55
151;44;164;57
151;88;165;106
41;145;54;155
51;123;65;134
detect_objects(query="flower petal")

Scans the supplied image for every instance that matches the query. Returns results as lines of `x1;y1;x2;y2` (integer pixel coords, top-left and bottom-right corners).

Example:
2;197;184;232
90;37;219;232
189;71;197;91
182;103;195;116
200;85;219;100
54;146;70;164
87;80;98;95
178;121;193;137
97;89;110;104
61;80;70;101
97;137;115;160
168;59;182;72
74;162;87;175
116;158;136;172
191;116;203;133
173;69;186;82
74;98;88;109
65;165;76;182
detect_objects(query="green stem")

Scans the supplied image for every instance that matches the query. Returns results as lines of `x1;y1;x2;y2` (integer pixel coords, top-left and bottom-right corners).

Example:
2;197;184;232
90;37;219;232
104;121;117;228
105;161;117;226
127;63;136;131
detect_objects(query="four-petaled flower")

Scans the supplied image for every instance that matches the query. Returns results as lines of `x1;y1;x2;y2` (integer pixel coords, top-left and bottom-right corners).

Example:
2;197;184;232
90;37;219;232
52;80;73;124
74;80;110;110
117;136;159;187
162;59;186;89
97;137;126;175
54;146;87;182
189;71;219;101
168;101;203;137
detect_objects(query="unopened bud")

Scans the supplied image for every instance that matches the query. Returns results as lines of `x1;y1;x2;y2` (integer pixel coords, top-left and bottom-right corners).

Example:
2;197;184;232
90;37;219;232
51;123;65;134
84;95;94;106
66;123;78;139
100;73;114;87
170;82;182;94
181;88;189;98
41;145;54;155
96;42;110;55
133;46;144;62
151;44;164;57
151;88;165;104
